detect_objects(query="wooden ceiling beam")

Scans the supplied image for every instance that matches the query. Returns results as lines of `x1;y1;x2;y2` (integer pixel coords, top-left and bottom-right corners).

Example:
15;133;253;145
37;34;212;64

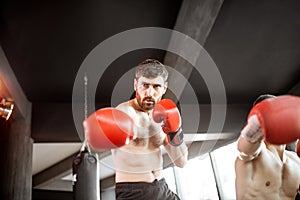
164;0;224;99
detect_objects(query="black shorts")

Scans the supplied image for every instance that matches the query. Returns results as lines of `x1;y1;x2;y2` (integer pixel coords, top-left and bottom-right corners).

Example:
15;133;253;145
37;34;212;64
115;178;180;200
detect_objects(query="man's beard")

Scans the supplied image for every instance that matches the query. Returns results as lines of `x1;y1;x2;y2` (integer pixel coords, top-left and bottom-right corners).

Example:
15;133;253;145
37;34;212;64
136;93;156;111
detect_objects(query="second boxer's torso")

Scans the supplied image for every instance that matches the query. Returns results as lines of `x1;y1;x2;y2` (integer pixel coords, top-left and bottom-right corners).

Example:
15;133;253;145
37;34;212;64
235;143;300;200
112;100;166;183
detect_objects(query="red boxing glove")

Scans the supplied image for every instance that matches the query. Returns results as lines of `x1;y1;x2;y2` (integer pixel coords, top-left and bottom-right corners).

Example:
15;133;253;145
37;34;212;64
248;95;300;145
153;99;184;146
83;108;135;150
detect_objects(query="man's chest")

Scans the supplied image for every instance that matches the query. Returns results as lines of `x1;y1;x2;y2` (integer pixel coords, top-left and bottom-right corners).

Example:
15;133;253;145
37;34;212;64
131;112;165;148
280;160;300;197
252;155;300;197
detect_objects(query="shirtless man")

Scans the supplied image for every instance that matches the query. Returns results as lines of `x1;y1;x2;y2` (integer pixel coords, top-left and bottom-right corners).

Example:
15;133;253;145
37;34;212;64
235;94;300;200
83;59;188;200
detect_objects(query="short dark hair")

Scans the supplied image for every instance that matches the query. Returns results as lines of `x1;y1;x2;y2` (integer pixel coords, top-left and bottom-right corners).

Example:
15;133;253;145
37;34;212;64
135;59;168;82
253;94;276;106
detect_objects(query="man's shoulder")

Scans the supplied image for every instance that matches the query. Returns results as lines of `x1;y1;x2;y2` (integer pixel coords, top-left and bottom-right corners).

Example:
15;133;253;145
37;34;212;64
116;100;135;114
116;99;132;108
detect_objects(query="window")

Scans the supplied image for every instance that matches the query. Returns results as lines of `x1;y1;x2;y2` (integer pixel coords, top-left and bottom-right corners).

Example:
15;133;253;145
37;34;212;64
163;166;177;194
164;141;238;200
164;155;219;200
210;142;237;200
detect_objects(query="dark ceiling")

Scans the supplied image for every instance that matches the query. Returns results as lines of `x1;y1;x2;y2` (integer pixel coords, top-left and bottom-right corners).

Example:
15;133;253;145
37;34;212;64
1;0;300;142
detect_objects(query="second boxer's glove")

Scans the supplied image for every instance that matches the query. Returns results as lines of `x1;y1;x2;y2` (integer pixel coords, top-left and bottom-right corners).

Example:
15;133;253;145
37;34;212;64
248;95;300;145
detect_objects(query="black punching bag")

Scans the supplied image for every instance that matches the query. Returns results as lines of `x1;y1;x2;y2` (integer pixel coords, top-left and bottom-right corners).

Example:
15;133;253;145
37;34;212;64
73;150;100;200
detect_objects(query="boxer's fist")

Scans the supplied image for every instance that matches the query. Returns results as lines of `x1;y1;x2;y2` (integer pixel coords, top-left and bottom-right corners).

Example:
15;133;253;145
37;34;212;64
152;99;181;133
248;95;300;145
153;99;183;146
83;108;135;150
241;115;263;143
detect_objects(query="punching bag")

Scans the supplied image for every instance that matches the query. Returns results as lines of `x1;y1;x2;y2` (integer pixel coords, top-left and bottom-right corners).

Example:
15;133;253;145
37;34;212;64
73;149;100;200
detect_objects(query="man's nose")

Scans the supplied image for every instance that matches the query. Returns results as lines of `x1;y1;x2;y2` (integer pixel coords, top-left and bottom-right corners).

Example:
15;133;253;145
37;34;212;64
146;86;155;96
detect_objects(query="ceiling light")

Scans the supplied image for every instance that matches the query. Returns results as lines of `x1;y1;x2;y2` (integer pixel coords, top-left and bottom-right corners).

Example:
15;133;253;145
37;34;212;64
0;97;14;120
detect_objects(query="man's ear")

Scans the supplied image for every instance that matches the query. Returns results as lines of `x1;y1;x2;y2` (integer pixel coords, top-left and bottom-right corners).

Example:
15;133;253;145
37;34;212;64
134;78;137;91
163;82;168;94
